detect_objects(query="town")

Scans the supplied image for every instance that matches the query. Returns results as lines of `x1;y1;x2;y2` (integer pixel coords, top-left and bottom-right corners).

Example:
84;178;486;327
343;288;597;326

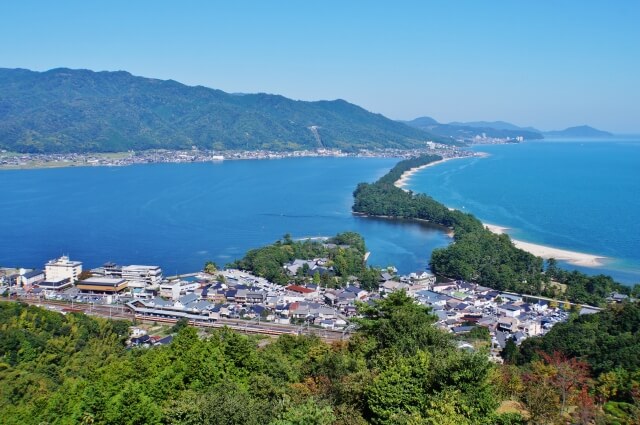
2;252;628;361
0;143;472;169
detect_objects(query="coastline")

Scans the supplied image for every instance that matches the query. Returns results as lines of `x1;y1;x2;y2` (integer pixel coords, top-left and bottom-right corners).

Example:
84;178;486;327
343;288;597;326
484;224;607;268
394;156;608;269
394;157;458;191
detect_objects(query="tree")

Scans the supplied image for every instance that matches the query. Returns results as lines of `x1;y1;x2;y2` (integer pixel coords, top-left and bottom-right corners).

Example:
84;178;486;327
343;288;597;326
501;339;520;364
546;258;558;278
204;261;218;274
270;398;335;425
171;317;190;334
353;290;450;357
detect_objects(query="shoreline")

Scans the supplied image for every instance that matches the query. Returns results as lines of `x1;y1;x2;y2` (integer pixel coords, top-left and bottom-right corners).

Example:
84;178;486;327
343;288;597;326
392;156;608;269
484;224;607;268
394;157;459;191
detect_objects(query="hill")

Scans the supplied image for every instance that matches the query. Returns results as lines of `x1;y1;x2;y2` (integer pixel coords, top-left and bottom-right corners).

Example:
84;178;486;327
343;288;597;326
0;68;445;153
543;125;614;138
448;120;540;133
404;116;543;141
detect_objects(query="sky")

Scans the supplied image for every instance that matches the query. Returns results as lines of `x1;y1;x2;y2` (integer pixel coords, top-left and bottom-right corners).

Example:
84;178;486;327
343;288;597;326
1;1;639;133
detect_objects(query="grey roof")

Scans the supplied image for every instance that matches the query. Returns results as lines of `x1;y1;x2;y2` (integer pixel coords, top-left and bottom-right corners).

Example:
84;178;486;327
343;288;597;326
151;297;172;307
22;269;44;279
179;293;200;305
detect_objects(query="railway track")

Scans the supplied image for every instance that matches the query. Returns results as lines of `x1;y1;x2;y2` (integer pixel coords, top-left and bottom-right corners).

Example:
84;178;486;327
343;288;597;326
15;298;349;342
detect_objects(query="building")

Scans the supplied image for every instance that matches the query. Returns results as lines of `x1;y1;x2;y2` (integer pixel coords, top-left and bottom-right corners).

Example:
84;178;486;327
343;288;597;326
37;277;73;292
121;265;163;289
76;277;128;295
159;280;199;300
18;269;45;287
45;256;82;283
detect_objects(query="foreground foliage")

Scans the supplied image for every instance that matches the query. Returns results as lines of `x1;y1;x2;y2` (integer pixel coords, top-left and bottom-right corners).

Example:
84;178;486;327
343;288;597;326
0;295;512;424
2;297;639;423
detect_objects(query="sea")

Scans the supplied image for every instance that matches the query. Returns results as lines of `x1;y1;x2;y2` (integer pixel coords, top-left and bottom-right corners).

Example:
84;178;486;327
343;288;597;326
407;139;640;284
0;157;451;276
1;140;638;285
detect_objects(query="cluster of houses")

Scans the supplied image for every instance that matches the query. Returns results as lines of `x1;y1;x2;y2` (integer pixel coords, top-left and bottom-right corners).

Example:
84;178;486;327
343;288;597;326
408;281;601;357
4;254;623;360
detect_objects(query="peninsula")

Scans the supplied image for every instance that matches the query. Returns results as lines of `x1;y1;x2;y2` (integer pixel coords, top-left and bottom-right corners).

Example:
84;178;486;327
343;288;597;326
393;160;607;268
353;154;626;306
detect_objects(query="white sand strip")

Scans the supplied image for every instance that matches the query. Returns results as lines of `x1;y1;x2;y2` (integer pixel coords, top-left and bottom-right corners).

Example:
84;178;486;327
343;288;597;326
484;223;606;267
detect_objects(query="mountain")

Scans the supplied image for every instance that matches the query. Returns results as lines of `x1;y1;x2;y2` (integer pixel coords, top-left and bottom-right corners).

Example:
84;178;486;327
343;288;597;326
448;120;540;133
404;116;543;141
0;68;447;153
543;125;614;138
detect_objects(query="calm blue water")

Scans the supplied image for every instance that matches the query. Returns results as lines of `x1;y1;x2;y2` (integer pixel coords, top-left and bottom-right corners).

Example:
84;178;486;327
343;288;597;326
408;139;640;284
0;158;451;275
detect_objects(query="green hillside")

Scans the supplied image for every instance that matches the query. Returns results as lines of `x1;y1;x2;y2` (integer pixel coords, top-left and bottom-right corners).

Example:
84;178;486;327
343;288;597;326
0;68;445;153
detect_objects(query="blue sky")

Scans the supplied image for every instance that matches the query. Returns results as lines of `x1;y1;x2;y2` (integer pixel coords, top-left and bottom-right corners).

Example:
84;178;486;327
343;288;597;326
1;1;638;132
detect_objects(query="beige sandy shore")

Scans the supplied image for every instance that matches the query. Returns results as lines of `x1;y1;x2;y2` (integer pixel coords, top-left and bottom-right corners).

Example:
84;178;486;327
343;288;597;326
394;157;457;190
392;158;607;268
484;224;606;268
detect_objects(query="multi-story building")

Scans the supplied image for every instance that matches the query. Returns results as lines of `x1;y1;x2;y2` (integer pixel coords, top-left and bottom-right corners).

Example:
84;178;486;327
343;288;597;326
45;256;82;283
121;265;163;289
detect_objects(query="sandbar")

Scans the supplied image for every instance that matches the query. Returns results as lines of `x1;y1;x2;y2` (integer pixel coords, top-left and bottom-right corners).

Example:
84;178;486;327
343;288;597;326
394;157;457;191
393;157;607;268
484;224;606;268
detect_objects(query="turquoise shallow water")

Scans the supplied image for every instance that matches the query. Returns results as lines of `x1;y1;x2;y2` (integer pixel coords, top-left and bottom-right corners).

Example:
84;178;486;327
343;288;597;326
0;157;451;275
407;139;640;284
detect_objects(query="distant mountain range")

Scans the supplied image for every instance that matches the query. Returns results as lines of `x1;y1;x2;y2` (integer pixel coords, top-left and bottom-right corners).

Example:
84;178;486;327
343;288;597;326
0;68;448;153
403;117;544;141
405;117;614;141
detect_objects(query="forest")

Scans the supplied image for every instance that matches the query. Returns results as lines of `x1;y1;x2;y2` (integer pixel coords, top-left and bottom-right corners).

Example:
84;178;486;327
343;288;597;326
352;155;635;306
2;296;639;424
226;232;381;290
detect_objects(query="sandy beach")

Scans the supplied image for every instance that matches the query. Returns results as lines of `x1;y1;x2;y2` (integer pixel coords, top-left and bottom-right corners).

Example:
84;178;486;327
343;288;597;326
392;158;608;269
394;157;457;191
484;224;606;268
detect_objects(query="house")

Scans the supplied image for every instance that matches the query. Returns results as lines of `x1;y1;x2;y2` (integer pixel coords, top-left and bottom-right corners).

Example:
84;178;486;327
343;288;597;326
160;280;200;300
285;285;316;297
497;317;519;333
379;272;393;282
283;259;316;275
174;293;199;309
608;292;629;303
498;303;521;318
18;269;45;287
380;280;408;293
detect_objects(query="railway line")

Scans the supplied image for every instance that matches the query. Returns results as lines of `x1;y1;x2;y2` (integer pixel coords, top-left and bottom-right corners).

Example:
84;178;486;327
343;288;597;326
15;298;350;342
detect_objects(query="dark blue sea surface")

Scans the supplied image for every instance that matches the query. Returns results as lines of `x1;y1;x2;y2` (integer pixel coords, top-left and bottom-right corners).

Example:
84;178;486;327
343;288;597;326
0;157;451;275
407;139;640;284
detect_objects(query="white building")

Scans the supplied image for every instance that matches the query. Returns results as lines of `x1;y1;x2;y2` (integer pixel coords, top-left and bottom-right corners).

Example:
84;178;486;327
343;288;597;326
45;256;82;283
18;269;45;287
159;280;199;300
122;265;163;289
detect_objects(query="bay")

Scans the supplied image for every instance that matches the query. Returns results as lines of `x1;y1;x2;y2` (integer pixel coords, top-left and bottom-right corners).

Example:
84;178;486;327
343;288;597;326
407;139;640;284
0;157;451;275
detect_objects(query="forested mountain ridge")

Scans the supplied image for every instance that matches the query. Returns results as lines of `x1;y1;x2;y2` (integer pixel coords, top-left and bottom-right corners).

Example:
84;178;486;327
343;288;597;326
0;67;446;153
